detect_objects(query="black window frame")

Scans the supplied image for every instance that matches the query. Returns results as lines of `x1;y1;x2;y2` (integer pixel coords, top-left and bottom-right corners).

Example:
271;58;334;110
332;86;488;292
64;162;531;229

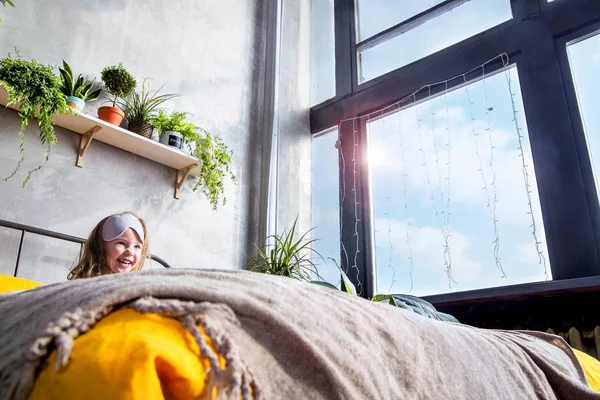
310;0;600;300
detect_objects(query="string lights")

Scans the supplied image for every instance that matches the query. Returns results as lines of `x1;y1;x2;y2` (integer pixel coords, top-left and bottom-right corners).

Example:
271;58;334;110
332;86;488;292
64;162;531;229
334;53;548;294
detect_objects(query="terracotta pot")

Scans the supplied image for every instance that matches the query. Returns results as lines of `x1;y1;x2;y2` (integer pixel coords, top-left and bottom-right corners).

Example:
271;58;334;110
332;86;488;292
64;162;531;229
98;106;124;126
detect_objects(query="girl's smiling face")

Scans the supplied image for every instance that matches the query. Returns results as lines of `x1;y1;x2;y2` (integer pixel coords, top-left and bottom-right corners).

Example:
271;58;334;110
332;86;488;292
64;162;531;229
103;228;143;273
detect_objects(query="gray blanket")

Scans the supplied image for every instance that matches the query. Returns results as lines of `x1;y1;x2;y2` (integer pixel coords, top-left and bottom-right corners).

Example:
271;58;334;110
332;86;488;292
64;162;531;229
0;269;598;399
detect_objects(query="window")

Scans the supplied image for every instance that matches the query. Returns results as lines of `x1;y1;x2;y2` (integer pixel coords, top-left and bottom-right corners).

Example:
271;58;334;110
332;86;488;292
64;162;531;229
367;67;549;296
311;0;336;106
311;0;600;299
567;31;600;199
312;127;342;286
356;0;446;41
357;0;512;83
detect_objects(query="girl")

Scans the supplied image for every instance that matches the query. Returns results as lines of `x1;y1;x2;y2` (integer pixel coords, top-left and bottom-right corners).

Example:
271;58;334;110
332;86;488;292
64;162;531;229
68;212;150;279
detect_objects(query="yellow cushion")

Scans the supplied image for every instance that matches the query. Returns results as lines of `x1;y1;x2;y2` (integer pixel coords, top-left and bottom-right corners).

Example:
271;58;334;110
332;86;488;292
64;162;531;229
29;308;225;400
0;274;42;294
573;348;600;393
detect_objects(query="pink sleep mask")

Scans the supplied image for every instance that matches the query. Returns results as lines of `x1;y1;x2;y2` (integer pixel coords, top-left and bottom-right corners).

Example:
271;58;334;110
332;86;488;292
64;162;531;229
101;214;145;243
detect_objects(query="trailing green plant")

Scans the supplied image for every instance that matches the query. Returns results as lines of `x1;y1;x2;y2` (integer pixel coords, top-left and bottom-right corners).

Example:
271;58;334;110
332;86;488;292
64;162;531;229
0;53;71;186
58;60;101;102
100;63;136;107
193;130;236;210
246;218;323;281
0;0;14;23
151;110;236;210
118;79;178;125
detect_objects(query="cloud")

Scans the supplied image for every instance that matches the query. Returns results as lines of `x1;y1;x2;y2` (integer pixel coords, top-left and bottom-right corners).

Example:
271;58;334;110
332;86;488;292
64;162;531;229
374;217;484;295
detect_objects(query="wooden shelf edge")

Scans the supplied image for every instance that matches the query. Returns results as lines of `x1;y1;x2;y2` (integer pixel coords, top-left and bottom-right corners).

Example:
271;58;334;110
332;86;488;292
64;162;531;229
0;85;203;180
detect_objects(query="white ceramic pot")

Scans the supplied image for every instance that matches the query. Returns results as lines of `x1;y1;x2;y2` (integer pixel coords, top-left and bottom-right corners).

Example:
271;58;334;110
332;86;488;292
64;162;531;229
159;131;183;149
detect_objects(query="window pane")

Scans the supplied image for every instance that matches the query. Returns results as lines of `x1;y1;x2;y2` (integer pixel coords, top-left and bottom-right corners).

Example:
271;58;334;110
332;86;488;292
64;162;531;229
312;127;341;286
311;0;336;106
368;67;550;296
358;0;512;83
356;0;445;41
568;32;600;199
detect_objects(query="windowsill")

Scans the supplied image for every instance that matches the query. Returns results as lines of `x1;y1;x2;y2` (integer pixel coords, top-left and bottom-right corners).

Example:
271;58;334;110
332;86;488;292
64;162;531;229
422;275;600;307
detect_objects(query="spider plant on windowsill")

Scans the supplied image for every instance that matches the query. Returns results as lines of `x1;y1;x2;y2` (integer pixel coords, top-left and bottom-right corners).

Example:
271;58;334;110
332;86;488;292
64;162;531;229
245;218;326;282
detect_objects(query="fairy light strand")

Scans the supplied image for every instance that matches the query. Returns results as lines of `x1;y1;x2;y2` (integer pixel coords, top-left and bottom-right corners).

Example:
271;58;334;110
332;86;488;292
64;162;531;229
505;70;549;278
397;109;415;292
379;116;397;292
336;127;350;287
465;81;505;278
482;67;505;278
442;81;454;285
351;119;363;295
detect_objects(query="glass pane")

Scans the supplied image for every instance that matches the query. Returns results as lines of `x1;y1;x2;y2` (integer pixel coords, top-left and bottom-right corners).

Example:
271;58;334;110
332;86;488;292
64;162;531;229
568;32;600;199
356;0;445;41
358;0;512;83
311;0;336;106
368;67;550;296
312;127;341;286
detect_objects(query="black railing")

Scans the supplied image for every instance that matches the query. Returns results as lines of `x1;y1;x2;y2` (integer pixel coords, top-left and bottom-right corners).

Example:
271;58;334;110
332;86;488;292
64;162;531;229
0;218;172;277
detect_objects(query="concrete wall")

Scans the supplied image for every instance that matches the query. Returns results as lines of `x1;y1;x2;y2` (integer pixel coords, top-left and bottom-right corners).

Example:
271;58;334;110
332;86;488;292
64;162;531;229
0;0;313;282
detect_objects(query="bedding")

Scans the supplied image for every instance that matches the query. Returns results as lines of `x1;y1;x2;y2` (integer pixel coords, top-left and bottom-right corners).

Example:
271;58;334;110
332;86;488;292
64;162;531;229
1;269;599;399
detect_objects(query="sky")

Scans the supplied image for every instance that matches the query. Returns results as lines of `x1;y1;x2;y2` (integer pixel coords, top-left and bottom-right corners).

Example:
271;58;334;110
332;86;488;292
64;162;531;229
311;0;600;296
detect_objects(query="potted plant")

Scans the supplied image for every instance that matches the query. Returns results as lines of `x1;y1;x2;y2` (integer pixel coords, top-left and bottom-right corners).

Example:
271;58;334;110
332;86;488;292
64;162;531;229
246;218;320;281
151;110;187;149
98;63;136;126
151;110;236;209
119;79;178;138
0;53;70;186
58;60;101;112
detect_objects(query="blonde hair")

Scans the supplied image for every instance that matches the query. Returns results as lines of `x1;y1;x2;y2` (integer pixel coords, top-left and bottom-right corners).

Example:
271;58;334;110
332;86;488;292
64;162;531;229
68;211;150;280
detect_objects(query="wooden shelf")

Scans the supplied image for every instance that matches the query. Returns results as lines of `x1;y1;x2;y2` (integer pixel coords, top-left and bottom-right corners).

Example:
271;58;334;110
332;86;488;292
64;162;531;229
0;86;202;199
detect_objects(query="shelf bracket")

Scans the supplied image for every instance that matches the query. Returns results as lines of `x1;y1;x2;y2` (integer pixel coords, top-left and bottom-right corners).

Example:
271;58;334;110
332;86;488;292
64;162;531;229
76;125;102;167
174;164;198;199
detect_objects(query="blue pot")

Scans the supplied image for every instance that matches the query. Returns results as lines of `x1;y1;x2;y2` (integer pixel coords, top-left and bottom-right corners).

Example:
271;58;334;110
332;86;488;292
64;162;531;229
66;96;85;112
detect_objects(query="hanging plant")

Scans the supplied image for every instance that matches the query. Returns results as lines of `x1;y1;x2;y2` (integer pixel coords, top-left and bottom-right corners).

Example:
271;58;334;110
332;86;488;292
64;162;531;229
0;53;71;186
192;129;237;210
151;111;237;210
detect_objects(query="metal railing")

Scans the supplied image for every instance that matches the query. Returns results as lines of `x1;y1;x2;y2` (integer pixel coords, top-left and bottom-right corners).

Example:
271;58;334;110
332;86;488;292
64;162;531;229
0;218;172;277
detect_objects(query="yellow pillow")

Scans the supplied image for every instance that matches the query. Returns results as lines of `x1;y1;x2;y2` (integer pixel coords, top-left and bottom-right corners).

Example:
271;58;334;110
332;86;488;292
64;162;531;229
0;274;42;294
29;309;225;400
573;348;600;393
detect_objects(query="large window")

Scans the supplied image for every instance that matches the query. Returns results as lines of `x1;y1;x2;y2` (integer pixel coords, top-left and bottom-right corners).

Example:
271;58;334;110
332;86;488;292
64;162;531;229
310;0;600;299
368;67;549;296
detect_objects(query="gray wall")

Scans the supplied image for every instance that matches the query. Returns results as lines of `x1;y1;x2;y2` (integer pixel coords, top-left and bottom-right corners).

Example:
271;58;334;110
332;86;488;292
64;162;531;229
0;0;311;283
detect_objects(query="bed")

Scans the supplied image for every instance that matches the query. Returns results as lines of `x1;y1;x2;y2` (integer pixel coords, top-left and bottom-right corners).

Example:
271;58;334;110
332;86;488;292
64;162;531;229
1;269;600;400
